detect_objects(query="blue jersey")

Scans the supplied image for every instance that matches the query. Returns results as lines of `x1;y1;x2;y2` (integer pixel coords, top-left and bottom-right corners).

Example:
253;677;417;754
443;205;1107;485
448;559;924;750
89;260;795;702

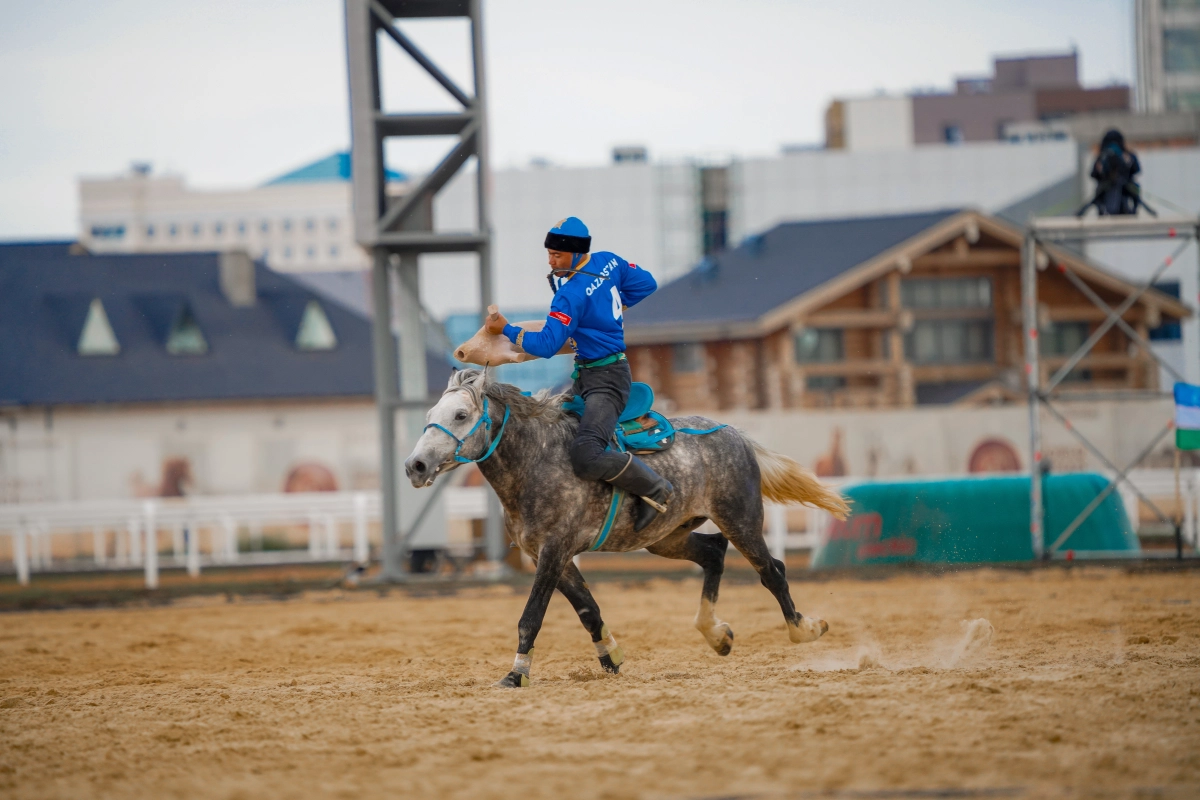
503;251;657;361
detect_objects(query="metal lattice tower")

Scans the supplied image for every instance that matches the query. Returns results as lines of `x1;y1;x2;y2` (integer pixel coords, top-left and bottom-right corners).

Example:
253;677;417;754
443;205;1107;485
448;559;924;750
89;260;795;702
345;0;501;580
1022;215;1200;560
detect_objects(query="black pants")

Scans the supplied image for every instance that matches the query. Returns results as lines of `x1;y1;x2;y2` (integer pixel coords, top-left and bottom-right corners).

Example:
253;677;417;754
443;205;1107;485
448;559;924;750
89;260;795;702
569;359;632;482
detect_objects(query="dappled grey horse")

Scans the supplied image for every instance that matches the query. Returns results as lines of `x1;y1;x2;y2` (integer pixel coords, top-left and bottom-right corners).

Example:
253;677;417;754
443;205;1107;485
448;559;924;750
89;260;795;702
404;369;849;688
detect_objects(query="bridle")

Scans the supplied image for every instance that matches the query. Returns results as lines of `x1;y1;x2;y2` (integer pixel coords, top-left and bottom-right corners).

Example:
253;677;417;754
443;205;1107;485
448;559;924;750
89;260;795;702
422;390;511;465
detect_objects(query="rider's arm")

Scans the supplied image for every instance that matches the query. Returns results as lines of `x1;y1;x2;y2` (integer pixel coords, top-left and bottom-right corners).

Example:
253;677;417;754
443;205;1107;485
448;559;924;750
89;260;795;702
617;261;657;307
502;293;578;359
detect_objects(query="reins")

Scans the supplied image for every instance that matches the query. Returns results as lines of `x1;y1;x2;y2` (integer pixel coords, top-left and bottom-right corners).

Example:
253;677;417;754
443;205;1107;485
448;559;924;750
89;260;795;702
423;391;511;464
546;268;612;295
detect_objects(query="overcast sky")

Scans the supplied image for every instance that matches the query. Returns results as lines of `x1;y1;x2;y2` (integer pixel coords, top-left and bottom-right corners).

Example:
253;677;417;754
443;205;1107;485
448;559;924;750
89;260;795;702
0;0;1133;238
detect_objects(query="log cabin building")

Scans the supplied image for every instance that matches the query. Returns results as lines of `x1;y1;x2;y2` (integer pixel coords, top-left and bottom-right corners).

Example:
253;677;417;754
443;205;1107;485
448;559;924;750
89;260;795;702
623;209;1190;411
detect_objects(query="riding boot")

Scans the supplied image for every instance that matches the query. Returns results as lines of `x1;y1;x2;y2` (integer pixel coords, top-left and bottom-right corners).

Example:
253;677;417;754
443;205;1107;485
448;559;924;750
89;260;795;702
605;454;674;532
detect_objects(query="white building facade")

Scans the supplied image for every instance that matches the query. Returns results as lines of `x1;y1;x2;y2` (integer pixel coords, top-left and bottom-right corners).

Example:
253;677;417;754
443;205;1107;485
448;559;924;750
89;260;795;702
82;141;1095;321
79;157;379;274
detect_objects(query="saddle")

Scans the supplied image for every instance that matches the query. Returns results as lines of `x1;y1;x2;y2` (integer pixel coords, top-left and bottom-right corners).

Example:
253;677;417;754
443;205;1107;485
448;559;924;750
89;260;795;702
562;382;677;454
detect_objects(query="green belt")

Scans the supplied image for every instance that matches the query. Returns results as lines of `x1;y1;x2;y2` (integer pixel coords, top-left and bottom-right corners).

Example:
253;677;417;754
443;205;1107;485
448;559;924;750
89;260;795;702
572;352;626;380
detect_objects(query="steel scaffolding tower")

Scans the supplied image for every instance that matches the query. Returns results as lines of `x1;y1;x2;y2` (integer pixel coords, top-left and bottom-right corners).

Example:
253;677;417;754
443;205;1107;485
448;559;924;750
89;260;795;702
345;0;500;580
1022;215;1200;559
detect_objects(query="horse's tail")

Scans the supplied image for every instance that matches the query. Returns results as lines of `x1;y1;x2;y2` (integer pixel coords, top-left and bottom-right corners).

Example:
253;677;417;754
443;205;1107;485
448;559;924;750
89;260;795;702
747;437;850;520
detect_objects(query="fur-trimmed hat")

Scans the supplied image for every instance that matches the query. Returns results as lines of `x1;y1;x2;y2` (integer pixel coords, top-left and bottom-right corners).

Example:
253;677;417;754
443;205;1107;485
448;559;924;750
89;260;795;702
544;217;591;254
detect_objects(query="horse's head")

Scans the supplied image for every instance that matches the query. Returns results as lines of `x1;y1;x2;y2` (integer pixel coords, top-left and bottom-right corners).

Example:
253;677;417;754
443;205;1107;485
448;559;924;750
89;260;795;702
404;369;494;487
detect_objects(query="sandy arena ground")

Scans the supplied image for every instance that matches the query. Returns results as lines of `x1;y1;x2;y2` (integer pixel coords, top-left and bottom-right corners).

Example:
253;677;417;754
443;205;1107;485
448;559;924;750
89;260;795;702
1;566;1198;799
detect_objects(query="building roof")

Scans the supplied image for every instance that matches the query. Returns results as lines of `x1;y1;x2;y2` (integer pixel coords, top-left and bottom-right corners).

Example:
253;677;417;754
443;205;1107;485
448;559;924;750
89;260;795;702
0;244;448;407
627;210;961;337
625;208;1191;345
262;152;406;186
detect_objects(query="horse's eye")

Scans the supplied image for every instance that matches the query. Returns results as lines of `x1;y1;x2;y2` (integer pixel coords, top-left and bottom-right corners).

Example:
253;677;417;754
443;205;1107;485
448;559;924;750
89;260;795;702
455;411;468;421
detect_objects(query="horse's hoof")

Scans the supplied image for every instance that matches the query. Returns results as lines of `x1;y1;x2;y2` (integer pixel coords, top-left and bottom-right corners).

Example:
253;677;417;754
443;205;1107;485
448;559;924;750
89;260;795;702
598;654;621;674
787;616;828;644
494;671;529;688
714;624;734;656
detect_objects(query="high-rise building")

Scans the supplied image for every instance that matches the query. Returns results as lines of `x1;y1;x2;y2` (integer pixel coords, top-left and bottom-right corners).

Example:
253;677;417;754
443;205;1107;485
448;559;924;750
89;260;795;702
827;52;1130;151
1136;0;1200;112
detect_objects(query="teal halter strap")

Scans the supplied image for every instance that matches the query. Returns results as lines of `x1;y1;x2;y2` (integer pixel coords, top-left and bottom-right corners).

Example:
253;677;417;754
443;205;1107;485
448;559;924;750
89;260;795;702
423;395;511;464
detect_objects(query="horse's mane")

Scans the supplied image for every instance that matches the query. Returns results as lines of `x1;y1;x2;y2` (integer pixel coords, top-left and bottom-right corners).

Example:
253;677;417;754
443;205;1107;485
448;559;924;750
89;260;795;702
447;368;570;427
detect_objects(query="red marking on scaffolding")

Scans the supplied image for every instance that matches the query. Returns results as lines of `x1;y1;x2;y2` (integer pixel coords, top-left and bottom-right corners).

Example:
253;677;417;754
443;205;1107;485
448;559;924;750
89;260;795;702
1169;228;1177;237
1165;256;1174;266
1056;263;1065;273
1025;363;1033;374
1064;420;1072;431
1030;329;1038;339
1034;451;1043;461
1066;550;1075;561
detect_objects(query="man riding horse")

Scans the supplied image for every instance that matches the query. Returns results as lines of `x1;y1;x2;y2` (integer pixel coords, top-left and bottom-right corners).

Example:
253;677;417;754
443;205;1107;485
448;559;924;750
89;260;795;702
484;216;674;532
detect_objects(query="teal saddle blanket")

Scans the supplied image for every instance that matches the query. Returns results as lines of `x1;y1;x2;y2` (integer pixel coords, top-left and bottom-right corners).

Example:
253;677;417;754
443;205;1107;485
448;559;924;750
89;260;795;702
562;382;724;454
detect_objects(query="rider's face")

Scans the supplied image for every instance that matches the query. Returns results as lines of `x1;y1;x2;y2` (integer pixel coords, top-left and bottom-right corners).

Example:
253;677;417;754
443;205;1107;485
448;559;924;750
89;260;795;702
547;249;574;275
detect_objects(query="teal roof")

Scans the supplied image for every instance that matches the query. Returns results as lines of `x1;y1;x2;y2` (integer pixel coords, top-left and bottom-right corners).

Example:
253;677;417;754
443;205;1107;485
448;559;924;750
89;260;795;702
263;152;406;186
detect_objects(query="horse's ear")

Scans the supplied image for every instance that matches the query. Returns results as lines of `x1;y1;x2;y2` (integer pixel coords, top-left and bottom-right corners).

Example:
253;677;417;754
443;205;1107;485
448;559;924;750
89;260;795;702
480;362;491;386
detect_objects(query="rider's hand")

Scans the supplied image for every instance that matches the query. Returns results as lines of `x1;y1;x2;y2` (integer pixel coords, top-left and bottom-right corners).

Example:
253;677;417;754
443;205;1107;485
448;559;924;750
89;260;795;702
484;304;508;335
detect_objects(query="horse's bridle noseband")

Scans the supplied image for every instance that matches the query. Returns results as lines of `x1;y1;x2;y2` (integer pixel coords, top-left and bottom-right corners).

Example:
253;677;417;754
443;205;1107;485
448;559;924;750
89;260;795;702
423;392;510;465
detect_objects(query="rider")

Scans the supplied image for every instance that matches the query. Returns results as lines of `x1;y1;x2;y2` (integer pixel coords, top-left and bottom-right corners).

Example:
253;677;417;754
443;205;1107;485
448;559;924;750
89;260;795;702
484;217;673;531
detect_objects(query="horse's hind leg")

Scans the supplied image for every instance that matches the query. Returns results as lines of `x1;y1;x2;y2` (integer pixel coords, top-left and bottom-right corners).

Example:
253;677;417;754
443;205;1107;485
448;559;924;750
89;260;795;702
556;562;624;673
646;524;734;655
713;506;827;644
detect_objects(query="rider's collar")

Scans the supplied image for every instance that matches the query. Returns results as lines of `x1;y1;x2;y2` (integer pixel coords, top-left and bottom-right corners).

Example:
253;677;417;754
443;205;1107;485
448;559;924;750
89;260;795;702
554;253;590;291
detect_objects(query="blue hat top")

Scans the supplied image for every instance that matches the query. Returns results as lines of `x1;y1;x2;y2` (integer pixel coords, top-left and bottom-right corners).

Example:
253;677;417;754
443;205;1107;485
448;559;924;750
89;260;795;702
549;216;589;239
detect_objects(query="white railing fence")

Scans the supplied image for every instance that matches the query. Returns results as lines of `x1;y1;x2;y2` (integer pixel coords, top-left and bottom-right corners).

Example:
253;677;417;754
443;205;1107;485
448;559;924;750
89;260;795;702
12;469;1181;589
2;488;817;587
0;489;495;588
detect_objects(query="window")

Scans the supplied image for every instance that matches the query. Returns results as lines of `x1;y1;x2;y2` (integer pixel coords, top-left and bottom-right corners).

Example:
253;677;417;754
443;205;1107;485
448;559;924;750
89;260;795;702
169;224;178;237
905;320;992;363
1165;29;1200;73
192;223;201;237
283;219;293;233
1167;89;1200;111
214;221;224;236
145;224;155;237
283;247;292;259
90;224;125;239
1039;321;1091;381
166;305;208;355
794;328;843;363
305;219;315;232
77;299;120;356
901;277;992;309
296;301;337;351
1041;321;1089;356
943;124;964;144
328;218;339;232
672;343;705;373
329;245;339;258
260;220;270;234
1150;282;1182;341
702;210;727;255
806;376;846;391
237;220;246;236
306;246;315;259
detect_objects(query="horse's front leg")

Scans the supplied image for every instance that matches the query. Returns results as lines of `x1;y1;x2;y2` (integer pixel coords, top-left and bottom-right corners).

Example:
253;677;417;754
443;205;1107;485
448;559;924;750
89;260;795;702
495;542;574;688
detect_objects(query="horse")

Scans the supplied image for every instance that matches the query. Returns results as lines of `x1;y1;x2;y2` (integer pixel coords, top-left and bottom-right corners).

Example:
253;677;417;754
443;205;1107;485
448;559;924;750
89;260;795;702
404;368;849;688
